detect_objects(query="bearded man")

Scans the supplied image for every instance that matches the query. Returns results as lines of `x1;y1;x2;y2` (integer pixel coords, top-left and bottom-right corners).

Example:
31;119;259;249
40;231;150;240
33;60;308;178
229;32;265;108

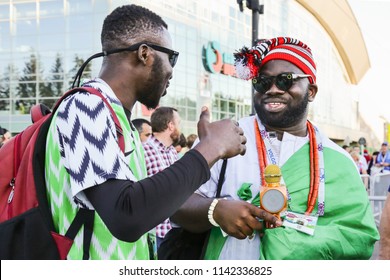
44;4;249;260
171;37;379;260
143;107;182;249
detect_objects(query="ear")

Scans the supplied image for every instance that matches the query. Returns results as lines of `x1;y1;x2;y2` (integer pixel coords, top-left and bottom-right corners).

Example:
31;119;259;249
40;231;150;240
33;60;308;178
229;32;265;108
168;121;174;131
307;83;318;102
137;44;150;65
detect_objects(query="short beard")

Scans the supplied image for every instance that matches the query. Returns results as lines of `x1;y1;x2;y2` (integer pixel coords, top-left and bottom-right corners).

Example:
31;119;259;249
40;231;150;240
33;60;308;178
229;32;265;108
170;129;180;145
138;56;164;110
255;91;309;128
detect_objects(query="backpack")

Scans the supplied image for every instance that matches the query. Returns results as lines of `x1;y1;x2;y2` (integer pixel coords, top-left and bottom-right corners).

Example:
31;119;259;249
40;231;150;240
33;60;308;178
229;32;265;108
0;87;125;259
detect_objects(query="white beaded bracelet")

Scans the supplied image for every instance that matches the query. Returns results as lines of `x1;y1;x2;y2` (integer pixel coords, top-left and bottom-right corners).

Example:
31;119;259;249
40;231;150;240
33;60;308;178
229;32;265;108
208;198;220;227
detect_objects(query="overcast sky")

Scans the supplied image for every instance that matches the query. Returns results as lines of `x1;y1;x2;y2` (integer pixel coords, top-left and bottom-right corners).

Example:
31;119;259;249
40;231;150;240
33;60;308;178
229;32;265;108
348;0;390;124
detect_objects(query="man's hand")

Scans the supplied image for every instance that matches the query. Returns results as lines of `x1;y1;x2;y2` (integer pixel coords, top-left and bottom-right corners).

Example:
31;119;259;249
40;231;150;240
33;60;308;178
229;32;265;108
194;107;246;167
213;199;283;239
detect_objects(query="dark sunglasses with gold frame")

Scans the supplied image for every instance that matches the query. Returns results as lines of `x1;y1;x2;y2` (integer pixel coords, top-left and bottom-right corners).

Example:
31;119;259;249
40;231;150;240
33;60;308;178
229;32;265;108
252;72;312;94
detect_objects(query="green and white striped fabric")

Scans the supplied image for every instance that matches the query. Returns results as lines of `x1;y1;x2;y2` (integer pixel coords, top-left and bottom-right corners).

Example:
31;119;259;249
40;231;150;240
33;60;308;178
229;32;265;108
45;79;148;260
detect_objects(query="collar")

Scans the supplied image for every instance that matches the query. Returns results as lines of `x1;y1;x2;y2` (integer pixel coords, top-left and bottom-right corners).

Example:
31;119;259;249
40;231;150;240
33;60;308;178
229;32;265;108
149;135;175;152
84;78;123;106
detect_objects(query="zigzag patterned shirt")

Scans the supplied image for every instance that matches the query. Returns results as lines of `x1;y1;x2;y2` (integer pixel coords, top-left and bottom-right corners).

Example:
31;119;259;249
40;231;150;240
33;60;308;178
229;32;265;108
45;78;149;259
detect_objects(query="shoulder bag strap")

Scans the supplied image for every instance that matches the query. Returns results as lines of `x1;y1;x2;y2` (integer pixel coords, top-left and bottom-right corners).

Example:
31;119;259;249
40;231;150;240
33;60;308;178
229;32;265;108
216;159;227;198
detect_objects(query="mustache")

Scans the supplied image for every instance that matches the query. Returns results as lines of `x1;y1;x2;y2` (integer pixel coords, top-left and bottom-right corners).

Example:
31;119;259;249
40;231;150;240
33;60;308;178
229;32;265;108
261;97;288;104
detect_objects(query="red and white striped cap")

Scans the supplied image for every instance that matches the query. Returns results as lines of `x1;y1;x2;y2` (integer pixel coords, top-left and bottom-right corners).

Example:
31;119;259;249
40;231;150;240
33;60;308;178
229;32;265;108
234;37;316;83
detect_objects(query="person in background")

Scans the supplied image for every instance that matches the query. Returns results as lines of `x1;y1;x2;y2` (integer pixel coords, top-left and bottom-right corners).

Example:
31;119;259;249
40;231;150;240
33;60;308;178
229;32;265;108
342;145;351;153
367;151;380;175
180;133;197;154
0;126;11;148
0;126;5;148
363;149;372;164
44;4;249;260
172;37;379;260
352;145;368;172
375;142;390;173
174;133;187;158
379;185;390;259
186;133;198;149
143;106;181;248
132;118;152;143
350;151;369;189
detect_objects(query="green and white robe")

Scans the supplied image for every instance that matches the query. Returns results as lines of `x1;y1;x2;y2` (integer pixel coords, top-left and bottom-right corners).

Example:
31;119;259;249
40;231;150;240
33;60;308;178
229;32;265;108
197;115;379;260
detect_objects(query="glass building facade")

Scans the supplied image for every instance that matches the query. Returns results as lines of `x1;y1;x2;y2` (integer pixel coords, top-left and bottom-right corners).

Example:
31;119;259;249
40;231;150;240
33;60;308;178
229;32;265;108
0;0;362;140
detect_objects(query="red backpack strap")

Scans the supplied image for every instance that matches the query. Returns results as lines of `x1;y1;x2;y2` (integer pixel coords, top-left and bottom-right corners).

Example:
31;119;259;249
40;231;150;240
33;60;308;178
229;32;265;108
52;87;125;153
12;133;23;180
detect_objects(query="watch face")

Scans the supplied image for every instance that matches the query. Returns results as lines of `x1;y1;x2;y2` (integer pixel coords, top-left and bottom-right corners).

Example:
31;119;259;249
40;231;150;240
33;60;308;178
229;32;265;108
262;189;286;213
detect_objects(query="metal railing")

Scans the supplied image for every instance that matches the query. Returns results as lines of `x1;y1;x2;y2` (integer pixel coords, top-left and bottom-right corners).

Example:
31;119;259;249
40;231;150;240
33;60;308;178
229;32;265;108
362;173;390;226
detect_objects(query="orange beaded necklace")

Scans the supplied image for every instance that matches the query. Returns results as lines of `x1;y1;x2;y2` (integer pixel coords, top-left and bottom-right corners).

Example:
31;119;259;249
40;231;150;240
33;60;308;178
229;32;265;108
254;118;320;215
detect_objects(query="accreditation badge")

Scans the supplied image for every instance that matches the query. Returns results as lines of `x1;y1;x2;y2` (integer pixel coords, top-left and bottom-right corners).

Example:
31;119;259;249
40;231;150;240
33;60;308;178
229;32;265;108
282;211;318;236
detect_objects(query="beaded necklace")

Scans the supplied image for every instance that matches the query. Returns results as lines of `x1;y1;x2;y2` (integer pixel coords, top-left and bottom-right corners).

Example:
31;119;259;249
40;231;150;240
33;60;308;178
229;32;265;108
254;118;323;215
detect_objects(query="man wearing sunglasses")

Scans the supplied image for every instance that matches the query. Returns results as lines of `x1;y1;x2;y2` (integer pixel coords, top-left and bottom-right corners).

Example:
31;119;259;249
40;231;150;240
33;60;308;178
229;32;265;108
43;4;258;260
172;37;379;259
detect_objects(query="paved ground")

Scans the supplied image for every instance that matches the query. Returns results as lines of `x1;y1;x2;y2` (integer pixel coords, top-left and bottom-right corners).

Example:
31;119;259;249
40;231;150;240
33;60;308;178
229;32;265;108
370;241;380;260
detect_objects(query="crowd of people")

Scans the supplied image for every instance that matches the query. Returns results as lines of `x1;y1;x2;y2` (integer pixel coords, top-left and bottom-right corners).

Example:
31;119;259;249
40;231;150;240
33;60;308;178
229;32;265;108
342;142;390;259
343;142;390;177
0;4;389;260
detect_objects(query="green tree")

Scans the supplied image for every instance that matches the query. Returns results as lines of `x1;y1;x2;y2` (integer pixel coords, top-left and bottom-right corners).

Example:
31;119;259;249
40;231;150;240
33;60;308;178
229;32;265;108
68;54;92;88
17;54;39;98
0;64;13;111
45;54;64;97
42;54;64;108
16;53;45;113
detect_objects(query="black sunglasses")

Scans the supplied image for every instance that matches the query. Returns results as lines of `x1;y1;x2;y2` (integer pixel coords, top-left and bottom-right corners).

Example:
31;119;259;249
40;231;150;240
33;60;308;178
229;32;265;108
147;44;179;67
72;42;179;87
104;42;179;67
252;73;312;94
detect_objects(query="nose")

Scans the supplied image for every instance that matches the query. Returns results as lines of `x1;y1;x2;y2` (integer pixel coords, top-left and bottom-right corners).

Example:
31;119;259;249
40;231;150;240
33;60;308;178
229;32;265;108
265;82;285;95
